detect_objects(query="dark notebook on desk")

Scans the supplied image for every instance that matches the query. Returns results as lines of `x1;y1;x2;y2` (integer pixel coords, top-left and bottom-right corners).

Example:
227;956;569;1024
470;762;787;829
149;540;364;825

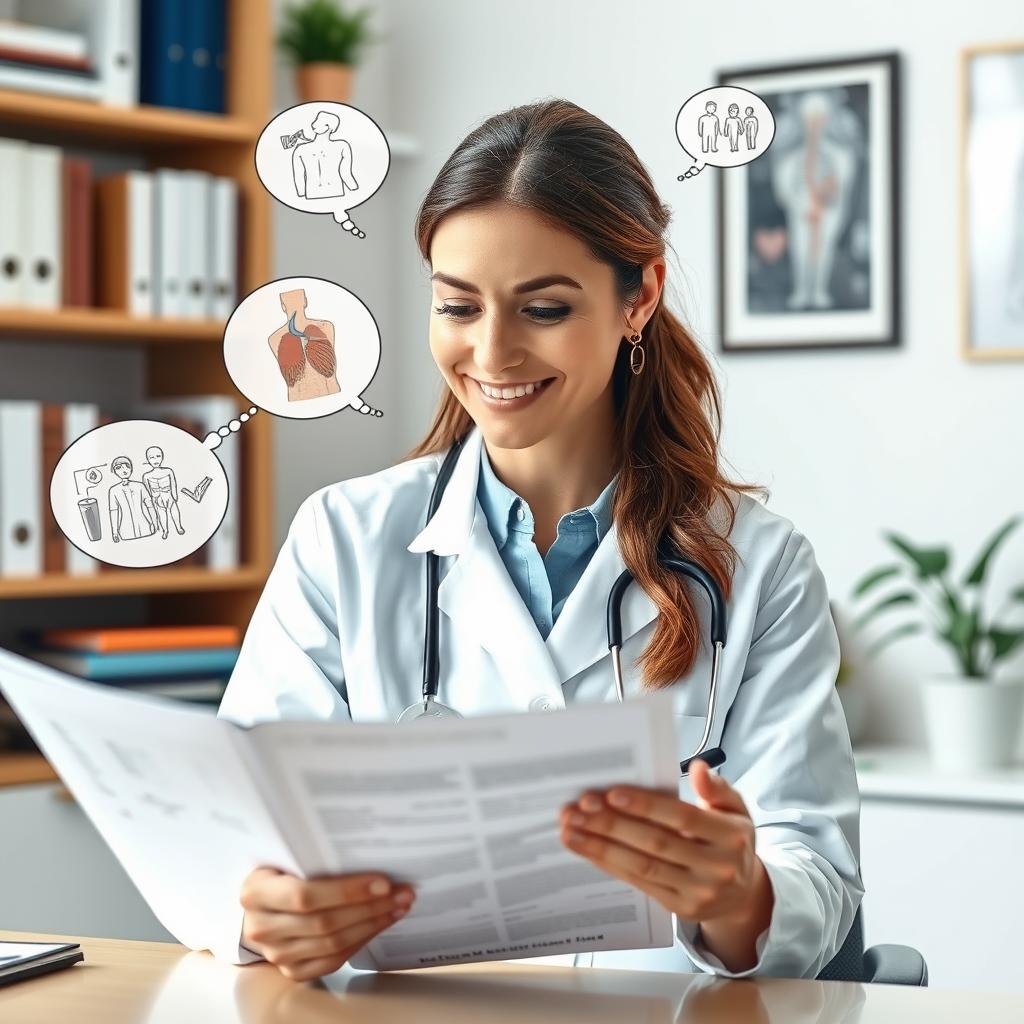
0;941;85;987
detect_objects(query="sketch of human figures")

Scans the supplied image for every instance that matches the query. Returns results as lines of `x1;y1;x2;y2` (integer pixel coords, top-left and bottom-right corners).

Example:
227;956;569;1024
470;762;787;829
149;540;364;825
698;101;720;153
724;103;743;152
142;446;184;539
743;106;759;149
285;110;359;200
107;456;156;543
769;90;862;309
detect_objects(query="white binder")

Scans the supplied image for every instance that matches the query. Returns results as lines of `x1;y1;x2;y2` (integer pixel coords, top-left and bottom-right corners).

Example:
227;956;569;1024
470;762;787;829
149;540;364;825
22;144;61;310
127;171;154;317
154;169;184;318
95;0;138;106
63;403;99;576
179;170;211;319
208;177;238;320
0;401;43;577
0;138;27;305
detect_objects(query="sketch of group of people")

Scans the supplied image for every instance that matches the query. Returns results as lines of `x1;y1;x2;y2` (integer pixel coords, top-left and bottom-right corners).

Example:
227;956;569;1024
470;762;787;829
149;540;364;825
698;101;760;153
106;447;184;543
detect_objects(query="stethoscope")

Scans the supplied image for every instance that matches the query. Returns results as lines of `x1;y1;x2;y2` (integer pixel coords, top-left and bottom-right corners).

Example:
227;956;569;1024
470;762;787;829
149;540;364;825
398;435;729;777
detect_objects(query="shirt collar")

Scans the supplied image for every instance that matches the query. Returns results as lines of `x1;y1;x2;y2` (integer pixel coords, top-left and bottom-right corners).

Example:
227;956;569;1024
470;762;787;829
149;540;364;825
476;442;617;549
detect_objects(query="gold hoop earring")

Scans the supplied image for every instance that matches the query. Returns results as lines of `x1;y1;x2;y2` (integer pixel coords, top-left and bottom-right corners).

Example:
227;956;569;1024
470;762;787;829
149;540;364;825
627;328;645;376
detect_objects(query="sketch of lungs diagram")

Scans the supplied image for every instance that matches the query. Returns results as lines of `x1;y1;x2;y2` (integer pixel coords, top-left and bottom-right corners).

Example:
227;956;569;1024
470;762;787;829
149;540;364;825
255;102;391;238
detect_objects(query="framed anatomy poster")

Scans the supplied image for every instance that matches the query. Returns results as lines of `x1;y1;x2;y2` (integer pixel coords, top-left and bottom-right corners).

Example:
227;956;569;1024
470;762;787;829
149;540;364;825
717;53;901;353
960;41;1024;361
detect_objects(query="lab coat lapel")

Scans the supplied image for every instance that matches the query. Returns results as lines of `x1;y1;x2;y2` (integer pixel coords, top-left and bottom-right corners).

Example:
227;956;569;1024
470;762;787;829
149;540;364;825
544;521;659;687
406;426;565;707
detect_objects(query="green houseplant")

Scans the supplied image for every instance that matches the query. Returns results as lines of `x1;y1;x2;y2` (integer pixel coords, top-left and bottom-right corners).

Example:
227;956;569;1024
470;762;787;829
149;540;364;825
279;0;377;103
850;514;1024;770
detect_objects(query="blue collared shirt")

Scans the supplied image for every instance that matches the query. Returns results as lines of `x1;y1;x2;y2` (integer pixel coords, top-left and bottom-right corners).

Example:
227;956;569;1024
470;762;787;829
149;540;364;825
476;443;616;639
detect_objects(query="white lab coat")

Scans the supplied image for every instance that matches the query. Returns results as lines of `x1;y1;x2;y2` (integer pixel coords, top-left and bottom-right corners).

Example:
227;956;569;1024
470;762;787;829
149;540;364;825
215;424;862;978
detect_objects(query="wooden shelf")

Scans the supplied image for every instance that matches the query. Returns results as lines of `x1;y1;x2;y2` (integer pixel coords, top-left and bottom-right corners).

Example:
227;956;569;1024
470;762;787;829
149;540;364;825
0;566;266;600
0;88;255;148
0;306;224;343
0;752;58;788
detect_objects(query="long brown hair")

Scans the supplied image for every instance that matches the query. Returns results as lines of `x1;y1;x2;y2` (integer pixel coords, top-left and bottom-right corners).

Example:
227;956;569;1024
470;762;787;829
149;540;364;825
404;99;767;689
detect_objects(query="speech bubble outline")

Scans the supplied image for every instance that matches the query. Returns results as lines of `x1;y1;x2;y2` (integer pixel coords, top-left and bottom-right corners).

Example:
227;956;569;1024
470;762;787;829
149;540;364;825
49;419;231;570
222;275;384;422
675;86;776;180
254;101;391;238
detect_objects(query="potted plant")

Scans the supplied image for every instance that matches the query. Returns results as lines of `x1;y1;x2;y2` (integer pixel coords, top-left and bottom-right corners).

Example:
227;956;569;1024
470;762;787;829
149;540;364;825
278;0;376;104
850;515;1024;771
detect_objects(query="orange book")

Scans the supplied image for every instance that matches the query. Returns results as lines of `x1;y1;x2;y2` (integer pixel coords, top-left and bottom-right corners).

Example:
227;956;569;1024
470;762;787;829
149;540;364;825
40;625;241;653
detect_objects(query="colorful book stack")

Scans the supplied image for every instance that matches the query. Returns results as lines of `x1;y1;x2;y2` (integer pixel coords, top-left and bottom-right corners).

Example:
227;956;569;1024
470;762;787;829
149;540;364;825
0;395;244;578
0;138;239;318
27;625;240;704
139;0;227;114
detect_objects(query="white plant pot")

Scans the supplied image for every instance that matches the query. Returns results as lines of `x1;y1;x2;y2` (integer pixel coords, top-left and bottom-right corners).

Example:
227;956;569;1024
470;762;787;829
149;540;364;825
920;675;1024;772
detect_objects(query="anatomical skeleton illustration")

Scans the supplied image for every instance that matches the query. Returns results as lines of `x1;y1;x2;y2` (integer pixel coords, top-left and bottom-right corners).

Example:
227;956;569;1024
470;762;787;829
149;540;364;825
269;288;341;402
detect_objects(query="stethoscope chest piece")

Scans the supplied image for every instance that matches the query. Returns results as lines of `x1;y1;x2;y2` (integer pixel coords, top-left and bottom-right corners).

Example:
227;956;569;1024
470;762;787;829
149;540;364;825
397;696;463;723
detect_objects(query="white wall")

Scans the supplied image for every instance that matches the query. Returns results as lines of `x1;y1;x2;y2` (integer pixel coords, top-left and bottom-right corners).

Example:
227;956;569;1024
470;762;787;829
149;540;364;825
276;0;1024;746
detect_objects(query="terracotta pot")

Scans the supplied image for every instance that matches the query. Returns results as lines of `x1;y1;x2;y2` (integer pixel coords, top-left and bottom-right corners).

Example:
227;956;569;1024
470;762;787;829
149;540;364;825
295;62;353;103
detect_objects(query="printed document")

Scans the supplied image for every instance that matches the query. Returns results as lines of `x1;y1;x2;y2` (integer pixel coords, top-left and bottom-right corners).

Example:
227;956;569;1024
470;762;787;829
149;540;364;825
0;648;680;970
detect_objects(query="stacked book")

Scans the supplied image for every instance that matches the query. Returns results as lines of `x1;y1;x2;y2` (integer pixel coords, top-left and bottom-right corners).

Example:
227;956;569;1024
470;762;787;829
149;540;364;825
0;625;240;752
0;138;239;318
0;394;243;578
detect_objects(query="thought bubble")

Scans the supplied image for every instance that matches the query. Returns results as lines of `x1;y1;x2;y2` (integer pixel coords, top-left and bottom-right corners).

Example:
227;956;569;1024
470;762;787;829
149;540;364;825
50;420;231;569
254;102;390;238
222;276;383;421
675;86;775;180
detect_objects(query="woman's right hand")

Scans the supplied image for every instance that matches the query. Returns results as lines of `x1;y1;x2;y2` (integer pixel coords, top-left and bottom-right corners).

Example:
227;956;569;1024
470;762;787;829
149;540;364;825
239;866;415;982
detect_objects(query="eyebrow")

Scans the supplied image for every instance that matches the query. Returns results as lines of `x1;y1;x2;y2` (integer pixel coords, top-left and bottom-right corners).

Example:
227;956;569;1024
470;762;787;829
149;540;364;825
430;272;583;295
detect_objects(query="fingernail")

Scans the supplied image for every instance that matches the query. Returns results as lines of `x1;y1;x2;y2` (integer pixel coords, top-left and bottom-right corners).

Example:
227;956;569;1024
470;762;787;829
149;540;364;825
608;791;630;808
580;794;602;812
369;879;390;895
567;811;585;826
394;889;413;905
391;907;407;920
565;828;584;842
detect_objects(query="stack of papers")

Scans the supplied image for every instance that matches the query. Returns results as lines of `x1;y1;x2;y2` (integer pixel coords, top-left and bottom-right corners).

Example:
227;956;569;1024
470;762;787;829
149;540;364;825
0;648;679;970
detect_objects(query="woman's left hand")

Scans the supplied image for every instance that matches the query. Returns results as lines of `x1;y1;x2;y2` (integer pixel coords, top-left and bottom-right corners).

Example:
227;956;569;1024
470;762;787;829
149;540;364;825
559;759;774;940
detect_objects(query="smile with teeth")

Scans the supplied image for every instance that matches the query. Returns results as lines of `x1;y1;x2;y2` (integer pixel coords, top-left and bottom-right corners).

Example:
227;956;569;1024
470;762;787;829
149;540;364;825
475;378;553;400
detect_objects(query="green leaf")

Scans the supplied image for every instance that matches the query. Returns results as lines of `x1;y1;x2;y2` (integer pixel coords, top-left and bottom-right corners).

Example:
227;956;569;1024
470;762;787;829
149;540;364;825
850;564;902;599
883;532;949;578
852;591;918;631
989;628;1024;661
963;515;1022;586
943;607;980;650
866;621;924;658
278;0;374;64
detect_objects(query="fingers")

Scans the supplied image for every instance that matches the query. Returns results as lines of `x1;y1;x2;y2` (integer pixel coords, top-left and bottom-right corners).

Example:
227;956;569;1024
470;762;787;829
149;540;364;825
274;909;404;981
572;786;741;845
241;867;397;915
560;803;735;878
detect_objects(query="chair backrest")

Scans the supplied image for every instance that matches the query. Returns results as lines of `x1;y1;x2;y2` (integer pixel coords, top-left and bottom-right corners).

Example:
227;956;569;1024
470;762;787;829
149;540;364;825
816;906;865;982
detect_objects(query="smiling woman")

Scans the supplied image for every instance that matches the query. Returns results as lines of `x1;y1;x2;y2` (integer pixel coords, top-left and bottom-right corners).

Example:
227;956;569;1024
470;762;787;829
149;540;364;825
216;98;862;987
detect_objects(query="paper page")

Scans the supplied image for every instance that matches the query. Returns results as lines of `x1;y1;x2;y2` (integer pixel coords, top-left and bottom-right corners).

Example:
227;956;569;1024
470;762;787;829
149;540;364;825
0;649;299;958
247;689;680;971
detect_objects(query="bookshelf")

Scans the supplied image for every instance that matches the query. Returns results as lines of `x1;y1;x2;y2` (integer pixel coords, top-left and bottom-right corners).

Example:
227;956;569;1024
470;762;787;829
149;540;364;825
0;0;273;787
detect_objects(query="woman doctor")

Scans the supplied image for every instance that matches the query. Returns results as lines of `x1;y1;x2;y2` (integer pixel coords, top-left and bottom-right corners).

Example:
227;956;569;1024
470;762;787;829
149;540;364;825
215;98;862;983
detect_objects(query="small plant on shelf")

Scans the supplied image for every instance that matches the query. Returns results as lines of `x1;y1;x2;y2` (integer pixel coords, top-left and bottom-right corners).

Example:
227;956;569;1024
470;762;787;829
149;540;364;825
278;0;377;102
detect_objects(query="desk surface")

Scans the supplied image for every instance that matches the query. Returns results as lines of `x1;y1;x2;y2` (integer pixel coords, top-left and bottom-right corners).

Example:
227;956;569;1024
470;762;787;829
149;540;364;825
2;930;1023;1023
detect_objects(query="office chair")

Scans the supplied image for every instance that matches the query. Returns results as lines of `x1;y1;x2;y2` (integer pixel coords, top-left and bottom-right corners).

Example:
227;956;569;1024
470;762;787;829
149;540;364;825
816;907;928;985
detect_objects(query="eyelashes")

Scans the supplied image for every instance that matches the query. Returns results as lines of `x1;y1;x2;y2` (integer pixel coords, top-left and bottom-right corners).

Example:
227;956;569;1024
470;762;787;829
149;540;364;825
433;302;571;323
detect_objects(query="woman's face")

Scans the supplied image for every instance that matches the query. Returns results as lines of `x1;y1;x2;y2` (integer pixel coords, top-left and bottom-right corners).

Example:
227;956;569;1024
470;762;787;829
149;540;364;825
428;202;629;452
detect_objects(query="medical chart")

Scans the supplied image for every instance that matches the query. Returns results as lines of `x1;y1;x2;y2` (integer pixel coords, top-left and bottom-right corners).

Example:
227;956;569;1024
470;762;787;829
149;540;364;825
0;648;679;971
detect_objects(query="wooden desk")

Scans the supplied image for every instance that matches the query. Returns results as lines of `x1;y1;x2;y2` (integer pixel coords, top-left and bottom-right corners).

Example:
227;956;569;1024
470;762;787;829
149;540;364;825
2;929;1022;1023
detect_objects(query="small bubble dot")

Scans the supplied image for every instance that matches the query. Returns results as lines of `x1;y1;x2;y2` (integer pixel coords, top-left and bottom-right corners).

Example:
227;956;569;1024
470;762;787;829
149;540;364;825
240;413;249;422
218;426;230;437
229;419;241;431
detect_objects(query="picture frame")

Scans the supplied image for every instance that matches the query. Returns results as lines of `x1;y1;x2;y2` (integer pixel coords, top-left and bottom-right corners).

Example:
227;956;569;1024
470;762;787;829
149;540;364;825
960;40;1024;361
716;53;901;353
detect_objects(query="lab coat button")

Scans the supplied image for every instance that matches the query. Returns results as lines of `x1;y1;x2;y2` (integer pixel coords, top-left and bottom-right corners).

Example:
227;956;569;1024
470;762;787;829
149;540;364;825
529;696;557;712
516;507;526;522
